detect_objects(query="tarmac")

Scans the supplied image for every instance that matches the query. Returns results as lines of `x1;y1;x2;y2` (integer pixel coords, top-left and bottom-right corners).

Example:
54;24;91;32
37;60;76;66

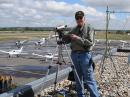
0;39;129;86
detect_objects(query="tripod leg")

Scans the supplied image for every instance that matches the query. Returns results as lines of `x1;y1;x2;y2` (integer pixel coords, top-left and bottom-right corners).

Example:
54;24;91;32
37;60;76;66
64;45;86;96
99;56;105;78
38;66;52;96
108;49;119;78
99;48;108;78
50;45;59;66
53;44;65;96
108;43;115;73
38;46;59;95
53;64;59;95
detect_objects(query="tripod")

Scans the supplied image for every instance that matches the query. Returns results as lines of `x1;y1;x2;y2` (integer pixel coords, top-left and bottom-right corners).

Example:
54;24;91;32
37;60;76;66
50;31;86;96
98;6;119;78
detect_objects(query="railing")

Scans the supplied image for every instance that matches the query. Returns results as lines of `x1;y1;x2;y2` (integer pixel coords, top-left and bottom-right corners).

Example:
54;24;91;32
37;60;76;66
0;48;117;97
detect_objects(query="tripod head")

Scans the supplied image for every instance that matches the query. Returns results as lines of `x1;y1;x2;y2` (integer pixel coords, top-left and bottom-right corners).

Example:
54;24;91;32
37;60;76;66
55;25;67;39
55;25;67;45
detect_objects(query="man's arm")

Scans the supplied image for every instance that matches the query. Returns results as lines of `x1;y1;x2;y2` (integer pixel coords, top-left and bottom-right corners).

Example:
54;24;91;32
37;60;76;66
63;28;75;44
71;26;94;47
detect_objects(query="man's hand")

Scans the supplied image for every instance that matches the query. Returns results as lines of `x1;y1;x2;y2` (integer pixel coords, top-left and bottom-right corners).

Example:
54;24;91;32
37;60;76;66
70;34;80;40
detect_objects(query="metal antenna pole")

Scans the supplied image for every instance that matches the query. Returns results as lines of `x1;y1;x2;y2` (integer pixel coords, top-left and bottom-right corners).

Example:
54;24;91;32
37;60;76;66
106;6;109;52
99;6;109;75
99;6;119;78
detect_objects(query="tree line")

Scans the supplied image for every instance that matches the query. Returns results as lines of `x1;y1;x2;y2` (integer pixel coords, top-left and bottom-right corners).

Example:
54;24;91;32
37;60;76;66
0;27;71;31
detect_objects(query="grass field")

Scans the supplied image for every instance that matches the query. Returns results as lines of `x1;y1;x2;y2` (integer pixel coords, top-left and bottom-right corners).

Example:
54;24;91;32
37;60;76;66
96;32;130;40
0;31;50;41
0;31;129;41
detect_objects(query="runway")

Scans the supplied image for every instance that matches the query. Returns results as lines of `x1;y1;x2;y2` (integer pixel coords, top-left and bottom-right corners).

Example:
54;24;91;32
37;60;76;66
0;39;129;86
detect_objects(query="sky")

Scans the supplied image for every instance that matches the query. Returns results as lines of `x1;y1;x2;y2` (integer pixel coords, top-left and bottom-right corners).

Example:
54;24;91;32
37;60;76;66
0;0;130;29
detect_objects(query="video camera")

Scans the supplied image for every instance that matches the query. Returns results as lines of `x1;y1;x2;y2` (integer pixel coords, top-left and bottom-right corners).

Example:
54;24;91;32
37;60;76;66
55;25;67;39
56;25;67;31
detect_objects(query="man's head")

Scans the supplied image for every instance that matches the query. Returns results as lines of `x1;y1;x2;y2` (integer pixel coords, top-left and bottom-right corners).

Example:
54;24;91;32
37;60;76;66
75;11;85;27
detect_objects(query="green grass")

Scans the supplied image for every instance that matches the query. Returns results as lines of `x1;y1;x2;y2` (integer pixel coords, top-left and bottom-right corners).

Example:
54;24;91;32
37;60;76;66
0;31;50;41
95;32;130;40
0;31;129;41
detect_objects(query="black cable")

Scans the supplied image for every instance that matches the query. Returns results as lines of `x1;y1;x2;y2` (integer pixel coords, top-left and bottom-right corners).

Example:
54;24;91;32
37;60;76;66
37;65;52;96
61;49;67;65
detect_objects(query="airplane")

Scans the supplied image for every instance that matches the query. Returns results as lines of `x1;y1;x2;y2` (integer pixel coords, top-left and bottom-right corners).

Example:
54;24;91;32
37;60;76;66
51;34;59;38
32;52;70;62
119;40;127;48
48;31;58;38
15;40;27;48
95;39;100;43
34;38;46;46
0;47;28;58
34;34;52;47
47;33;51;40
32;52;58;62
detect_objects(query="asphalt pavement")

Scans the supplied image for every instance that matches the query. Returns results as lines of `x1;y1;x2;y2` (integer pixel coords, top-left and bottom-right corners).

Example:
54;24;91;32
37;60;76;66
0;39;129;86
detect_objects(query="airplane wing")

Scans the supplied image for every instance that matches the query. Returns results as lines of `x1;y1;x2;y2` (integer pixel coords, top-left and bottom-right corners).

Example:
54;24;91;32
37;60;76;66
0;50;9;54
22;40;27;43
120;40;127;43
19;52;29;55
53;57;69;59
32;53;45;58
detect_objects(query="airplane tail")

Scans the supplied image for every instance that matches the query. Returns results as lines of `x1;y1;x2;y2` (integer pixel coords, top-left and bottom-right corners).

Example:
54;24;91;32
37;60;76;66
48;33;51;39
20;46;23;51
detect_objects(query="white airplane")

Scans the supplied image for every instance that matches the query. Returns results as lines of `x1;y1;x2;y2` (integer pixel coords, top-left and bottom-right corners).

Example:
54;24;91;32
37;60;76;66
51;34;59;38
47;33;51;40
35;38;46;46
95;39;100;43
0;47;28;57
32;52;70;62
119;40;127;48
32;53;58;62
108;40;111;43
15;40;27;48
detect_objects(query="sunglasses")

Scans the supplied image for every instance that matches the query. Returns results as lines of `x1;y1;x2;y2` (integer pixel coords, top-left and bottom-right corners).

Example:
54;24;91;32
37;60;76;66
76;17;83;20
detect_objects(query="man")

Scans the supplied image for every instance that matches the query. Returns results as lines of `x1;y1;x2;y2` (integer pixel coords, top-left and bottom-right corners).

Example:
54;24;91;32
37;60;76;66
64;11;99;97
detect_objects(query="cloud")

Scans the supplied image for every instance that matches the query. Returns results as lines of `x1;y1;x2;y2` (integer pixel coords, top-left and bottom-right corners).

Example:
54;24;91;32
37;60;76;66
16;8;37;17
0;3;14;8
82;0;130;11
34;0;105;17
2;0;129;29
0;0;107;28
81;0;130;29
0;0;15;3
